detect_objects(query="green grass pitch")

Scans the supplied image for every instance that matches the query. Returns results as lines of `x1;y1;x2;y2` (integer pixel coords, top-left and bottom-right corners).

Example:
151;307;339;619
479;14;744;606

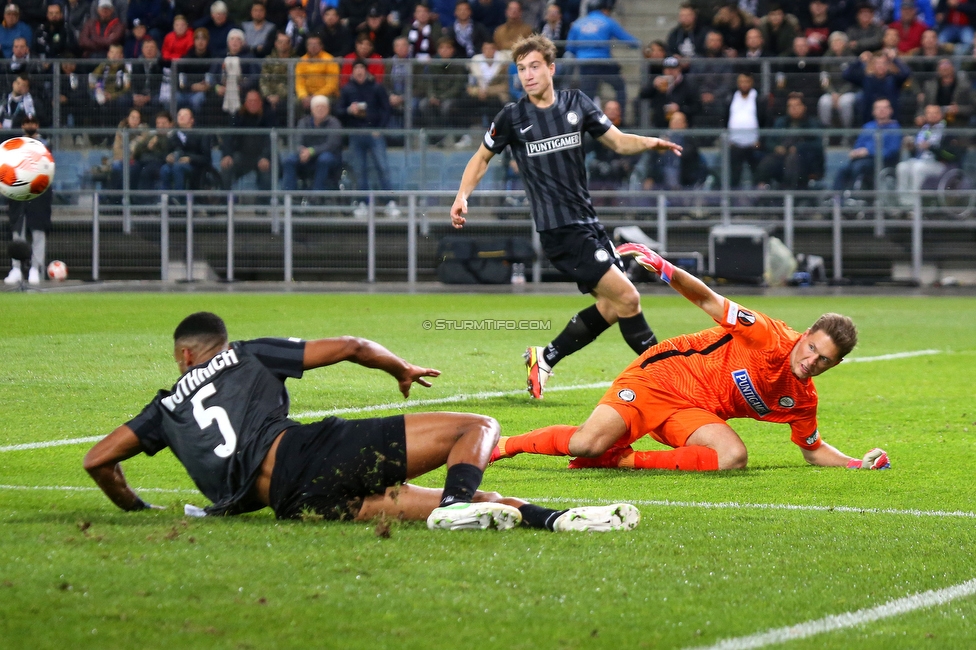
2;292;976;649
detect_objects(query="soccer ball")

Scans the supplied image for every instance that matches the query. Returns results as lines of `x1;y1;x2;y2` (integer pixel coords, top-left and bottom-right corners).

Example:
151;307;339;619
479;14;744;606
47;260;67;281
0;137;55;201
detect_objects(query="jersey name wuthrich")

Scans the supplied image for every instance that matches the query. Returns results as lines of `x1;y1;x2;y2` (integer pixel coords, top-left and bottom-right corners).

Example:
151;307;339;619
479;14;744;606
484;89;613;231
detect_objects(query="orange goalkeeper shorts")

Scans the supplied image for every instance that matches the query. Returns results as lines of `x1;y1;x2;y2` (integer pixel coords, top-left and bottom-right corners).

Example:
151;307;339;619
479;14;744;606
597;368;726;449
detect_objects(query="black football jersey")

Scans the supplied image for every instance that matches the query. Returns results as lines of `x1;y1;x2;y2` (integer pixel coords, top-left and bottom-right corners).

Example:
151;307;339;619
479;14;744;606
484;89;613;231
126;338;306;515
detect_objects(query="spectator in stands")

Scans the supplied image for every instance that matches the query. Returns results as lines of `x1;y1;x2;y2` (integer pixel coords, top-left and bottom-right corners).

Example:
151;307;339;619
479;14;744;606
357;4;398;57
341;32;384;86
539;3;568;56
336;58;399;217
916;58;973;126
419;36;467;142
176;27;214;115
163;14;194;60
32;2;77;60
759;3;799;55
0;72;36;129
174;0;209;25
567;0;639;107
462;38;507;128
691;30;734;128
742;27;770;60
282;94;343;191
891;0;926;54
773;36;821;116
284;3;309;56
17;0;46;27
471;0;505;33
935;0;976;50
725;71;767;189
640;56;701;129
843;50;911;125
131;110;173;198
667;4;706;57
340;0;373;30
79;0;123;57
846;3;884;53
800;0;831;55
896;103;958;206
194;1;235;58
912;29;952;85
493;0;532;52
242;0;275;58
585;99;637;206
384;34;414;130
219;88;275;197
712;2;751;56
637;110;703;192
817;31;858;130
891;0;936;26
58;60;88;134
756;92;824;190
262;0;289;33
4;36;39;84
90;0;127;25
129;37;164;113
260;30;291;122
832;97;900;191
109;108;147;194
0;5;32;58
520;0;545;31
450;0;489;57
642;39;666;77
216;28;260;114
90;43;131;127
296;33;340;109
321;6;353;56
127;0;173;45
64;0;91;43
161;107;215;192
123;18;151;58
404;1;440;59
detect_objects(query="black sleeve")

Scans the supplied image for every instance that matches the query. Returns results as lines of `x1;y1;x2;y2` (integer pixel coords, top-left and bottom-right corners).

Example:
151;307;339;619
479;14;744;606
483;103;513;154
235;338;306;380
124;395;168;456
578;90;613;139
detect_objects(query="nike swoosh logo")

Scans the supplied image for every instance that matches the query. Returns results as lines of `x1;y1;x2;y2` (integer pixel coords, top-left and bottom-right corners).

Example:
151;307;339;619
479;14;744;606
520;125;533;134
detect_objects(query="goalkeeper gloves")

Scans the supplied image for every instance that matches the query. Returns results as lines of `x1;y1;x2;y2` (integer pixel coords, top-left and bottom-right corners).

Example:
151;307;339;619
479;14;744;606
846;448;890;470
616;243;675;284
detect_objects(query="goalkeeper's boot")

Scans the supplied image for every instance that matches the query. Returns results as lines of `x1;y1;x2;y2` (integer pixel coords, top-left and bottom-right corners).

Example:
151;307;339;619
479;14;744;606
552;503;641;532
427;502;522;531
488;436;509;464
524;346;553;399
568;446;634;469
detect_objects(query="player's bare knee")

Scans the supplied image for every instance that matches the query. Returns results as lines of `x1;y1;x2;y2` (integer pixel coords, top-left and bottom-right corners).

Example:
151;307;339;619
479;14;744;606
568;434;612;458
613;287;641;318
719;444;748;469
474;415;500;446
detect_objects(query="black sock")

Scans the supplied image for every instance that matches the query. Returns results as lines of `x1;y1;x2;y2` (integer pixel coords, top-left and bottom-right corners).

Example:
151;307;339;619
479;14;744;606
439;463;483;507
618;312;657;355
518;504;569;531
542;305;611;368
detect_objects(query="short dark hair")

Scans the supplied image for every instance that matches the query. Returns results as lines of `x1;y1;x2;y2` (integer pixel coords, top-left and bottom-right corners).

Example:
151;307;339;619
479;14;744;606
174;312;228;349
511;33;557;65
155;109;173;122
787;91;805;101
809;313;857;359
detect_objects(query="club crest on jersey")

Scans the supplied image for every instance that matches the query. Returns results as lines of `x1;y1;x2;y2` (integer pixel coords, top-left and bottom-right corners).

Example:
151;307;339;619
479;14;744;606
779;396;795;408
731;369;771;416
617;389;636;402
805;430;820;446
737;310;756;326
526;132;582;157
567;111;579;125
594;248;610;263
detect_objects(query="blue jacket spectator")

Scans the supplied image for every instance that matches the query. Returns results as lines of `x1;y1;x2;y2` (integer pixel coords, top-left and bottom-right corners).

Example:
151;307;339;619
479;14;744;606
0;5;33;59
567;2;639;108
833;97;901;191
842;53;911;125
891;0;935;27
852;118;901;162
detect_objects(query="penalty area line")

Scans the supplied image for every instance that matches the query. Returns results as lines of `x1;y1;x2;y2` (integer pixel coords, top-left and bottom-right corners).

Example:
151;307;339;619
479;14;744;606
684;577;976;650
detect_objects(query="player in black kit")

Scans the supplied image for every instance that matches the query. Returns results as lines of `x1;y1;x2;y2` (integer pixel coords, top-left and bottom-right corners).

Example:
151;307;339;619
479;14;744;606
83;312;640;532
451;34;682;399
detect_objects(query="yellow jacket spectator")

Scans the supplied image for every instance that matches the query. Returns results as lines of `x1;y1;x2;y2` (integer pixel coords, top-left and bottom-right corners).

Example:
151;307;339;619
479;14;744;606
295;34;339;108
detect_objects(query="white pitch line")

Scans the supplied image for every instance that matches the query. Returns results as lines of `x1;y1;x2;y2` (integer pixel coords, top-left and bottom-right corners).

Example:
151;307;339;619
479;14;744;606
0;484;197;494
0;349;943;452
686;577;976;650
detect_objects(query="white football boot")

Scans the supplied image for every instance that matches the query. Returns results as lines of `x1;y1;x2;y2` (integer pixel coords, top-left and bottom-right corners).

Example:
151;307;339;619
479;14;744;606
27;266;40;285
552;504;641;532
427;502;522;531
4;267;22;285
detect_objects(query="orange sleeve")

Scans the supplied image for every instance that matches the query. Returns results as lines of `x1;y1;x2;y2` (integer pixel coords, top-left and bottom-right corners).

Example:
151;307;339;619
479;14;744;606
790;418;822;450
714;299;777;350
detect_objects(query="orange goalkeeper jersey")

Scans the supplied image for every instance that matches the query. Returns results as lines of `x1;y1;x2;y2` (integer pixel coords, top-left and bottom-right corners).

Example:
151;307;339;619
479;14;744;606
626;299;822;450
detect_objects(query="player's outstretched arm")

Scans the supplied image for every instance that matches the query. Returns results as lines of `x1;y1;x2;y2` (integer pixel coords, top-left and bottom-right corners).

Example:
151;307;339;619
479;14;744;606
617;243;726;322
801;442;890;469
598;125;683;157
451;144;495;229
304;336;440;398
84;425;162;511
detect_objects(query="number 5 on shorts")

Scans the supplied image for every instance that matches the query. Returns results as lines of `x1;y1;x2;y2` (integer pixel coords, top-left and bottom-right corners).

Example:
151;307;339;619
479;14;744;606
191;383;238;458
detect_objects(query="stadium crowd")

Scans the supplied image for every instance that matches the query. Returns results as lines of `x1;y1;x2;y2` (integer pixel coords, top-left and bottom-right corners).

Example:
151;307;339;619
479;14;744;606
0;0;973;197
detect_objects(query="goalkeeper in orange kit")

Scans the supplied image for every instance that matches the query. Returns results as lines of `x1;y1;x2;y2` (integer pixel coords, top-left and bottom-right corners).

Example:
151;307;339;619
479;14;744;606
491;244;890;472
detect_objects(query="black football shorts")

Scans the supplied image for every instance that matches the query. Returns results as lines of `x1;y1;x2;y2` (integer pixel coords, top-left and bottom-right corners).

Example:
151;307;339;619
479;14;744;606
269;415;407;520
538;221;625;294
